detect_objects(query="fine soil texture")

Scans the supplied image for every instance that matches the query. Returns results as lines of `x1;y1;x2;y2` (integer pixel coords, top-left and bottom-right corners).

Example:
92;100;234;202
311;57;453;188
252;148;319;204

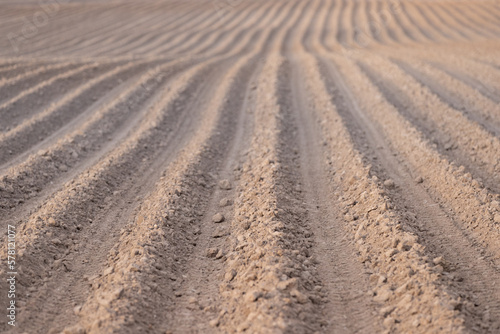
1;0;500;333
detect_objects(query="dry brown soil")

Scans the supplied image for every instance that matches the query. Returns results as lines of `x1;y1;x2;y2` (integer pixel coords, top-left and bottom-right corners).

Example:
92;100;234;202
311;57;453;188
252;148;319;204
1;0;500;333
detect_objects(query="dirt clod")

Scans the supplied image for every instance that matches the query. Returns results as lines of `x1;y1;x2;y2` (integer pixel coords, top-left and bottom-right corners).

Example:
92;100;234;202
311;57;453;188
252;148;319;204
219;198;231;207
212;213;224;223
206;248;219;258
219;179;231;190
384;179;395;189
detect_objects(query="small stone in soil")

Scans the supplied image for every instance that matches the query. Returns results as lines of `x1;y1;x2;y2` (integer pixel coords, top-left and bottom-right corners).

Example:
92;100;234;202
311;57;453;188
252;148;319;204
48;217;60;227
219;179;231;190
73;305;82;315
212;213;224;223
219;198;231;207
373;288;392;302
384;179;395;188
212;227;228;238
244;290;262;302
206;248;219;258
225;269;236;281
290;289;309;304
215;249;224;259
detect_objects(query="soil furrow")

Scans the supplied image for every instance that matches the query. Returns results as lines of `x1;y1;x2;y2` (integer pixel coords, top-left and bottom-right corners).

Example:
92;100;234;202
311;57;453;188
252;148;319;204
143;9;226;57
62;54;255;334
427;61;500;105
1;5;139;56
425;3;471;40
0;61;181;216
41;8;175;57
390;2;418;43
0;61;146;167
325;54;500;332
286;54;383;333
392;58;500;139
412;2;453;40
163;1;258;57
355;56;500;194
162;54;260;334
58;1;308;330
217;54;301;334
0;63;37;77
113;3;202;56
399;2;435;43
437;3;492;39
336;0;348;46
175;1;277;58
126;8;212;57
311;53;466;333
377;0;400;44
319;0;337;51
464;4;500;36
93;4;200;57
302;0;327;52
0;62;77;98
1;58;232;334
0;63;99;129
474;2;500;27
191;4;273;57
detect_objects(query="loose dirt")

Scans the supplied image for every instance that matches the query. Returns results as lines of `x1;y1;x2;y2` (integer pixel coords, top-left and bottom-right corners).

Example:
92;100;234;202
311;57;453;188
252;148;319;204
1;0;500;333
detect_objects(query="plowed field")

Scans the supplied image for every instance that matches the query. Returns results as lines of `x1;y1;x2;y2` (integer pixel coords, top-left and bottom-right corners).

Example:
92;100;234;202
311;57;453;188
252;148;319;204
1;0;500;333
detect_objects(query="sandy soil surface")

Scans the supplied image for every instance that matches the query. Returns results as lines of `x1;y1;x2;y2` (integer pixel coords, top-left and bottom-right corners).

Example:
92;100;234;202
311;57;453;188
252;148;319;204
0;0;500;333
